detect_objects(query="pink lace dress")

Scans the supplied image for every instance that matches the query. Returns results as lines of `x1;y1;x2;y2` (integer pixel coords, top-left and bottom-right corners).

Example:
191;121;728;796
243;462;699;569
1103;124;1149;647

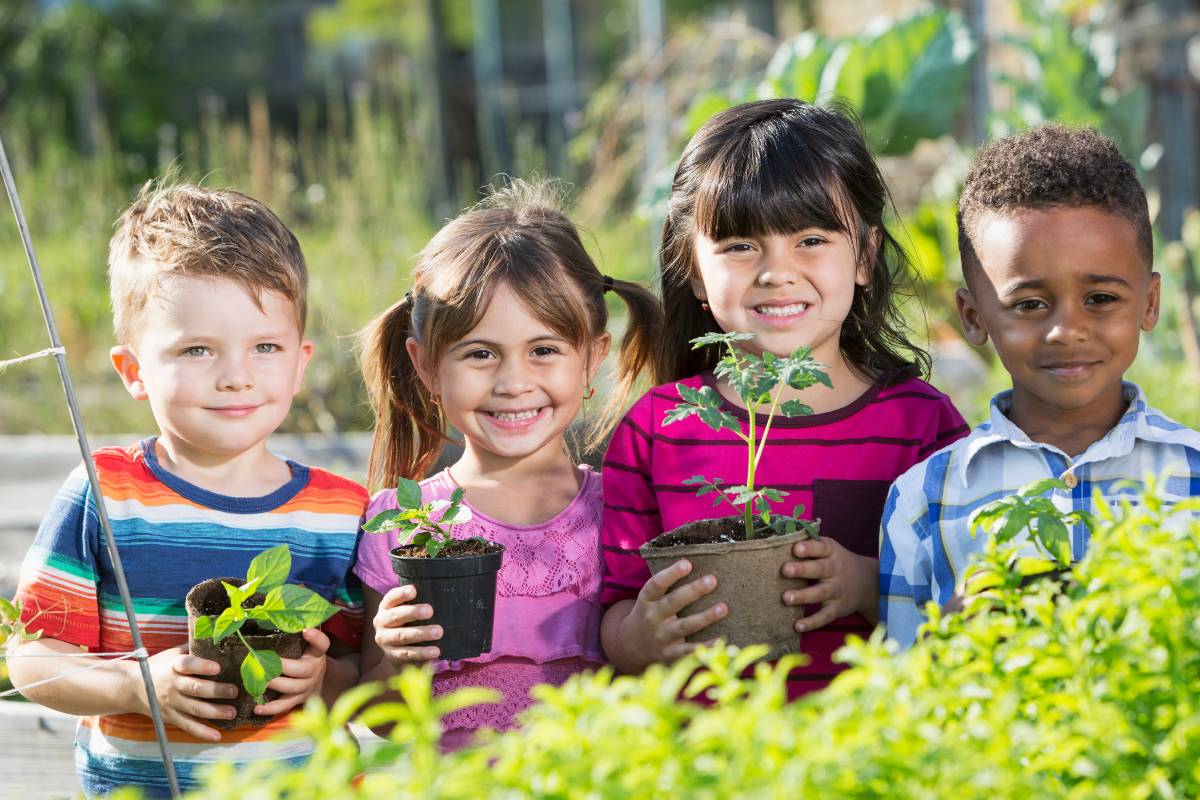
354;467;605;749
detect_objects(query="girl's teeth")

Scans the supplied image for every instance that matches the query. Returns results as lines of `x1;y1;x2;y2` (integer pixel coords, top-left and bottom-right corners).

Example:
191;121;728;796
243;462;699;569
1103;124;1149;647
756;303;808;316
490;409;540;421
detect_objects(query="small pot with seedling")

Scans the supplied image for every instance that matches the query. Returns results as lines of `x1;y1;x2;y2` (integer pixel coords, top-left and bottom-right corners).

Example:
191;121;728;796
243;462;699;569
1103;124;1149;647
640;332;827;659
185;544;338;728
362;480;504;661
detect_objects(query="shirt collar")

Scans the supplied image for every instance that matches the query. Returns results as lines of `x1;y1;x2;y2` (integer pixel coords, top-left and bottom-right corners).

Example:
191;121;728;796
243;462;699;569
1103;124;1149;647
957;381;1164;486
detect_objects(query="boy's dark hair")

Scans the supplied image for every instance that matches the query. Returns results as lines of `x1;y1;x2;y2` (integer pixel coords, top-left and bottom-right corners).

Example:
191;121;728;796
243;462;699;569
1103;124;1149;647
957;124;1152;279
656;97;929;385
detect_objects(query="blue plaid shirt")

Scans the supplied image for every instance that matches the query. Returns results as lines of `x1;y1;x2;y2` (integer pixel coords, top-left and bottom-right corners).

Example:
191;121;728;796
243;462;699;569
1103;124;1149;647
879;382;1200;648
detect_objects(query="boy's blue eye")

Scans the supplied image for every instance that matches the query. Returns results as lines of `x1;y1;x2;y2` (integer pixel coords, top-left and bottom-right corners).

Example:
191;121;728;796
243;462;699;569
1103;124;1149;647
183;346;209;357
255;343;279;354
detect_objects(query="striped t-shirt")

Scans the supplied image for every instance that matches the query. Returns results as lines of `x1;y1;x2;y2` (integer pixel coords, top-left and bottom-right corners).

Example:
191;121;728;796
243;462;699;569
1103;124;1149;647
601;372;967;695
16;439;367;798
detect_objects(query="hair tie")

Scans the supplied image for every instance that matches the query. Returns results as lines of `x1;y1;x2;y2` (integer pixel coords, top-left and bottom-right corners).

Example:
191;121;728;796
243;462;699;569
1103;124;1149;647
601;274;615;294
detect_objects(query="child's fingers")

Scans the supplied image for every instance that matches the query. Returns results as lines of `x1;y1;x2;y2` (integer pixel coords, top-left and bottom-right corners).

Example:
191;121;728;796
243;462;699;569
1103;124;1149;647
782;581;834;607
383;645;441;664
380;585;419;608
172;654;223;678
639;560;692;602
376;602;435;629
176;675;239;701
164;709;225;743
794;603;841;633
375;623;442;649
661;640;700;662
790;538;836;559
661;573;718;617
667;602;726;642
263;674;312;697
254;691;307;717
781;557;837;581
176;695;238;723
300;627;331;655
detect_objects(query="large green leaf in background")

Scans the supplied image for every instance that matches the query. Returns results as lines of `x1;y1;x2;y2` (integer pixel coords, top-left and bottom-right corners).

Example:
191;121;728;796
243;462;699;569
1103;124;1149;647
684;8;975;157
816;9;975;154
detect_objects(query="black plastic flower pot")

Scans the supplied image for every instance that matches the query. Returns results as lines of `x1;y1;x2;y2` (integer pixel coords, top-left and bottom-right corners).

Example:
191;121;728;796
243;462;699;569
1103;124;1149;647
389;543;505;661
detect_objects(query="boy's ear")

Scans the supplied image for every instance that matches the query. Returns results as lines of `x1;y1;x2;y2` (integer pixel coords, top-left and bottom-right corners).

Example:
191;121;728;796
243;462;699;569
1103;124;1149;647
955;287;990;347
110;346;148;401
405;337;439;395
292;339;315;394
1142;271;1162;332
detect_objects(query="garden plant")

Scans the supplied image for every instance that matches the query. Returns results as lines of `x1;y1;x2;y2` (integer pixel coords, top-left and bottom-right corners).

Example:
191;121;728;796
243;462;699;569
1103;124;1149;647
158;480;1200;799
639;331;828;657
185;544;338;726
362;478;504;661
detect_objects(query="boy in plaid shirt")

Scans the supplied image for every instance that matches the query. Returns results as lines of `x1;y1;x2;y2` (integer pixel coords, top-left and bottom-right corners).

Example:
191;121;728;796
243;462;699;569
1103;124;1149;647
879;124;1200;647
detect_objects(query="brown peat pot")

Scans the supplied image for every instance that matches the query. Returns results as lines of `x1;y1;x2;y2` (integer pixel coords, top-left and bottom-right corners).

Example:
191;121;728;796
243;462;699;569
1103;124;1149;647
389;542;505;662
641;517;808;660
185;577;305;729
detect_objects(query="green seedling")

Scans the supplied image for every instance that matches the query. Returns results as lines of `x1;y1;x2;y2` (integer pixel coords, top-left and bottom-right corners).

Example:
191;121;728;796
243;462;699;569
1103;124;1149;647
192;544;338;703
0;596;42;653
361;477;482;557
664;332;829;540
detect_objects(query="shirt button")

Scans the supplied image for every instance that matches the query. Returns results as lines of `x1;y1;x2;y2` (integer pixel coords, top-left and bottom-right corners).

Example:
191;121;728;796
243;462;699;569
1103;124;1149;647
1062;473;1078;489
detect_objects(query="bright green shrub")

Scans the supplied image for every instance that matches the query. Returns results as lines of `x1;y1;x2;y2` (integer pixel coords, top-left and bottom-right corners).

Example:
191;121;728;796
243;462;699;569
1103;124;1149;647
172;488;1200;799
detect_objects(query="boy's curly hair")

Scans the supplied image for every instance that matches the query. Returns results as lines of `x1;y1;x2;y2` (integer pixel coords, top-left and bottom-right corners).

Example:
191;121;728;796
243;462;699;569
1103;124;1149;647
957;124;1152;279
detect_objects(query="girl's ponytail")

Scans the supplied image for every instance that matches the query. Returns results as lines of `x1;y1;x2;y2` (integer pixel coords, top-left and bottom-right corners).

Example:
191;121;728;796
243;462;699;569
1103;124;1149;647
586;275;664;452
359;292;446;491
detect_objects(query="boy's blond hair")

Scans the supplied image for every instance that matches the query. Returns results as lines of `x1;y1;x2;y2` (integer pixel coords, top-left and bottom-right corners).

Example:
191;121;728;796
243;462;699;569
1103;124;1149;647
108;181;308;344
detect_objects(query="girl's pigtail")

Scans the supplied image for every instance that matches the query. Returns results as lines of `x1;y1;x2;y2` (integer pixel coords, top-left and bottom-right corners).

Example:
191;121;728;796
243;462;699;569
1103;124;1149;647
586;276;664;452
359;293;446;491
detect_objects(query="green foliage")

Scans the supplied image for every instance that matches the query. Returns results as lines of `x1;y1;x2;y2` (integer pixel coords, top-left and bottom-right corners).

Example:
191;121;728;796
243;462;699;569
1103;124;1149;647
191;545;338;703
664;332;827;540
361;478;481;558
686;7;974;154
165;484;1200;799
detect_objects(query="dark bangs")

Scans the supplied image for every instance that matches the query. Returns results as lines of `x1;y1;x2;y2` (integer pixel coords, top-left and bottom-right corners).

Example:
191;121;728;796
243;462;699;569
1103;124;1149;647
691;124;855;244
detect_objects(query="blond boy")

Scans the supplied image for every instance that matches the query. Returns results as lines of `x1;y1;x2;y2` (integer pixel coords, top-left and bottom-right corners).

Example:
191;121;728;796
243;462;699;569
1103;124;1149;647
10;184;367;797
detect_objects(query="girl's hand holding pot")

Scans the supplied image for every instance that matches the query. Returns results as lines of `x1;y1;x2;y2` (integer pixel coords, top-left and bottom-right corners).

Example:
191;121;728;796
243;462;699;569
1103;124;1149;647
374;584;444;666
616;558;726;670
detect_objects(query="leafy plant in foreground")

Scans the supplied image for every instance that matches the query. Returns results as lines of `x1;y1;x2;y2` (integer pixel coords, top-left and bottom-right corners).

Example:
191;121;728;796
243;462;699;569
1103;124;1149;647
664;332;828;540
191;545;338;703
361;477;480;557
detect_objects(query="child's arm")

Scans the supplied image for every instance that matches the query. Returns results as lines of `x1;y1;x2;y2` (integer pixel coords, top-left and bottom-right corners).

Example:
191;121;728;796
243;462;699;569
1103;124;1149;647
8;636;237;741
878;481;936;648
600;561;725;673
779;540;879;631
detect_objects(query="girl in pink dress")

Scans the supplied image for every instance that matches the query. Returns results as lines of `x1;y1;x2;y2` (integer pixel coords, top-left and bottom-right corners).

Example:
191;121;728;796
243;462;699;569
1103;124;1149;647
354;179;661;749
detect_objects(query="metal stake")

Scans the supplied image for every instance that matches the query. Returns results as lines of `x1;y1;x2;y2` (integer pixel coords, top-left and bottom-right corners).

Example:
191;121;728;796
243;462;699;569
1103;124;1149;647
0;135;182;798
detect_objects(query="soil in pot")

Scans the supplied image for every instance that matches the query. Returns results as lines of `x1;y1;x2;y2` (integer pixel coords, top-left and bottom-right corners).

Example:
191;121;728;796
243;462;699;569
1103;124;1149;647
185;578;305;729
641;517;809;660
390;541;504;662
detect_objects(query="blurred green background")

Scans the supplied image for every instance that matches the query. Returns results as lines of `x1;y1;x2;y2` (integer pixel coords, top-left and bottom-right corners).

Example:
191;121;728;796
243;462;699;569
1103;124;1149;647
1;0;1198;435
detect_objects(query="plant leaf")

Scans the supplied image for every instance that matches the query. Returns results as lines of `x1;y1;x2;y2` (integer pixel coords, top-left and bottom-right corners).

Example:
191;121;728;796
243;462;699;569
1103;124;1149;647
247;545;291;593
395;478;424;510
213;607;245;643
193;615;215;640
258;585;339;632
241;647;283;705
689;331;754;348
778;399;814;417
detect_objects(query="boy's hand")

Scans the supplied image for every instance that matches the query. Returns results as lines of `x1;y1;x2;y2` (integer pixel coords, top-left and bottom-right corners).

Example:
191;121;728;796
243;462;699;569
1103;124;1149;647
617;559;725;670
373;585;443;667
138;645;237;742
781;539;879;631
254;627;330;716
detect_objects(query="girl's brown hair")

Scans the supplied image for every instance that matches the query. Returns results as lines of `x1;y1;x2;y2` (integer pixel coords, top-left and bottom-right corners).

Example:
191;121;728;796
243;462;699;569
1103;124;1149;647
360;179;662;490
656;98;931;384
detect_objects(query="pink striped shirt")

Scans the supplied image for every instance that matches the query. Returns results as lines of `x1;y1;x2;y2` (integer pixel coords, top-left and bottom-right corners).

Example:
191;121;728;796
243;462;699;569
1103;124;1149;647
601;372;967;695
